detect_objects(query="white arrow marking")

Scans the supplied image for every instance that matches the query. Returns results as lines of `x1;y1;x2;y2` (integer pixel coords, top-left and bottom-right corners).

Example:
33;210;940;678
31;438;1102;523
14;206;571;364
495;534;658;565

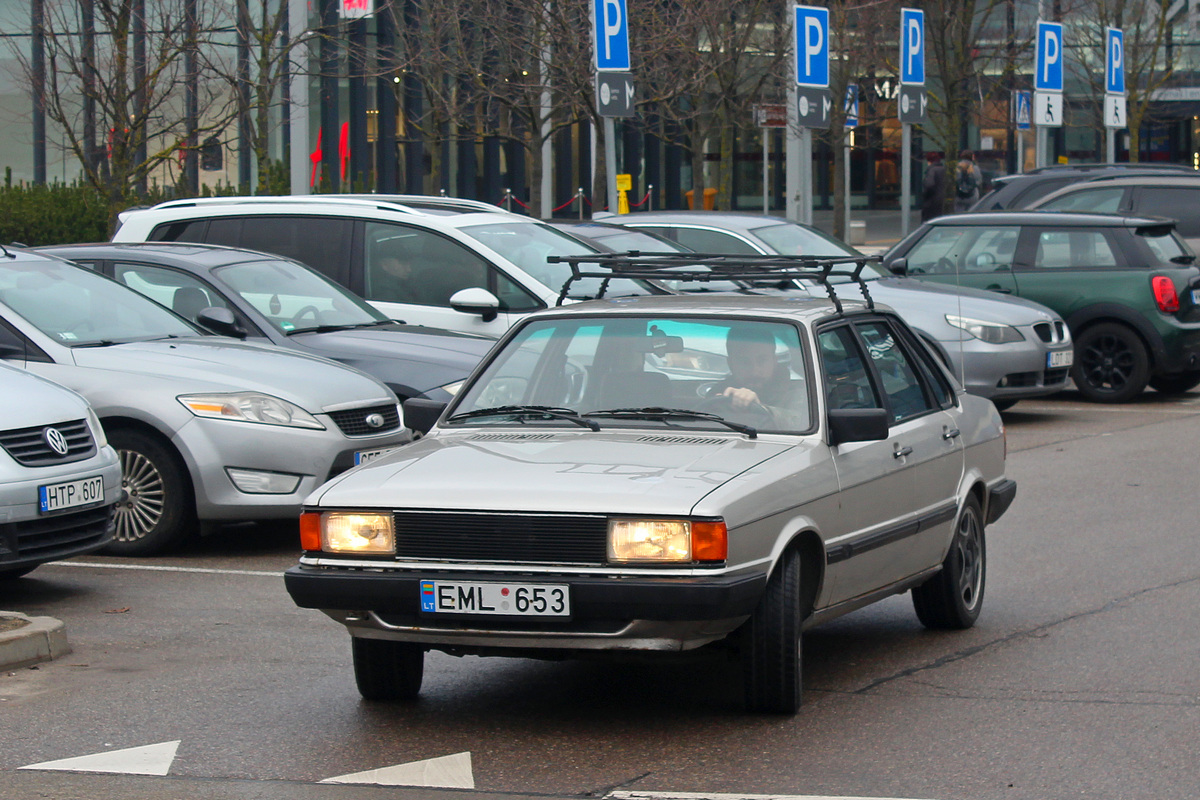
321;751;474;788
20;740;180;776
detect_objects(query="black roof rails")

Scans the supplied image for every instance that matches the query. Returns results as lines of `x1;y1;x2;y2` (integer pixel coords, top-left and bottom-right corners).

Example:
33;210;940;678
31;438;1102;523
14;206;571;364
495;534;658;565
545;251;882;314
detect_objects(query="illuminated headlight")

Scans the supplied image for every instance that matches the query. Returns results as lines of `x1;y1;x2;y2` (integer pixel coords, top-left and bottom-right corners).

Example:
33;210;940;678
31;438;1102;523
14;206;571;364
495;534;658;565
178;392;325;429
317;512;395;554
608;518;727;563
86;406;108;448
945;315;1024;344
225;468;302;494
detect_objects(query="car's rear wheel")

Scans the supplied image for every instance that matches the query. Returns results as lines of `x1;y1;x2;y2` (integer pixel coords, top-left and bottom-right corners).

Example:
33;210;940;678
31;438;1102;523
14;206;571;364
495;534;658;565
1071;322;1150;403
741;547;803;714
1149;370;1200;395
352;636;425;701
913;495;986;630
106;429;195;556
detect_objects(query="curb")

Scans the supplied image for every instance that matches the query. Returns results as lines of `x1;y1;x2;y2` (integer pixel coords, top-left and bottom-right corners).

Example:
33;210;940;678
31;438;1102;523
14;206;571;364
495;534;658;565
0;612;71;670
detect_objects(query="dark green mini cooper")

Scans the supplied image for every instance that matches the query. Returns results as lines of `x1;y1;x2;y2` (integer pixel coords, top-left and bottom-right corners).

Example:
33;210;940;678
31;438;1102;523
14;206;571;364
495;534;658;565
884;212;1200;403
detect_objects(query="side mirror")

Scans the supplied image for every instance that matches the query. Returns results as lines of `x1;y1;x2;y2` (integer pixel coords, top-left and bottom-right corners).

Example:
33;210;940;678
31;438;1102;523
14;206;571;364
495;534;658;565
827;407;889;446
449;287;500;323
886;257;909;276
195;307;247;339
403;397;448;435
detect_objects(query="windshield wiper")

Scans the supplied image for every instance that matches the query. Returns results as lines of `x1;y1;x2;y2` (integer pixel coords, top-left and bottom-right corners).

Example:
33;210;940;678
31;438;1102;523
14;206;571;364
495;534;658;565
446;405;601;431
583;407;757;438
71;339;118;348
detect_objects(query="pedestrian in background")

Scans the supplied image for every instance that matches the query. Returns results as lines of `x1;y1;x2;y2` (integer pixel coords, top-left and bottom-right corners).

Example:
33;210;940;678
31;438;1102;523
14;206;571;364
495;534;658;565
953;149;981;212
921;153;946;221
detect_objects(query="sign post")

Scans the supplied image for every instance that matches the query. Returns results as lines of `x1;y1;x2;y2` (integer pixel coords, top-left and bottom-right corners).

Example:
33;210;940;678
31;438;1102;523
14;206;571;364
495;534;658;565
792;5;830;226
1104;27;1126;162
1012;90;1032;173
844;85;858;238
592;0;633;215
755;104;786;215
1034;20;1064;168
898;8;925;236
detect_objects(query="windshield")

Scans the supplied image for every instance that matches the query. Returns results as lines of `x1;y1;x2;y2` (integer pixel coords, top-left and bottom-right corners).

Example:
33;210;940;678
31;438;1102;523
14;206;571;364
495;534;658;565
0;257;199;345
459;221;653;299
451;315;812;434
750;223;888;280
215;259;388;333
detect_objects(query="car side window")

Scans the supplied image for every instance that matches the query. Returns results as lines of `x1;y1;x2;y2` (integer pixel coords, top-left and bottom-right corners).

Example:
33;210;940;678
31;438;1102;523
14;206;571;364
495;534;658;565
364;222;538;311
1032;229;1118;269
1134;187;1200;238
904;226;1020;275
1039;187;1124;214
0;317;50;362
204;216;355;285
818;326;881;412
961;227;1020;273
856;320;937;423
672;228;760;255
149;220;208;243
112;263;231;324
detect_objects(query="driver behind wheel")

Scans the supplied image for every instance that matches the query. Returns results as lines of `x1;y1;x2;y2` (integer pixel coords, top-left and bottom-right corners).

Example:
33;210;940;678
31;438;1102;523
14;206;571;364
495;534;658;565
711;325;809;430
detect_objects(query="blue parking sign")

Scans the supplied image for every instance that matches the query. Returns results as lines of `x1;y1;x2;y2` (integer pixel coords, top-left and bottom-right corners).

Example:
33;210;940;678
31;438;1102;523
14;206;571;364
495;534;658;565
1106;27;1125;95
900;8;924;86
844;85;858;128
592;0;630;72
1036;20;1064;92
794;5;829;88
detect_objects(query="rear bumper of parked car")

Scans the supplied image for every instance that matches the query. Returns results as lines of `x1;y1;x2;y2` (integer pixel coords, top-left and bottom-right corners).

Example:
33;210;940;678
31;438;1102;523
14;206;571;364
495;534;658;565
284;565;768;652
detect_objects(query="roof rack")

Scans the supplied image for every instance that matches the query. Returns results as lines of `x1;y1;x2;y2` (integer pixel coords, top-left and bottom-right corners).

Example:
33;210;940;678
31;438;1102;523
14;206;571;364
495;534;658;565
545;251;882;313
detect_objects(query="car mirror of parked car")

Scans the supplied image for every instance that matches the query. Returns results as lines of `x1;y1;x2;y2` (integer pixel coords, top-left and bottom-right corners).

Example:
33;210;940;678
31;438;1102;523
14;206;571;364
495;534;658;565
195;307;247;339
826;407;890;446
886;257;909;276
402;397;448;435
448;287;500;322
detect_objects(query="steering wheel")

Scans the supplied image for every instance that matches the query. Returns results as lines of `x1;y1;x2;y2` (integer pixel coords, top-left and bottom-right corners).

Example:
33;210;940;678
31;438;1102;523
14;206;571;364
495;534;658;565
700;389;777;428
934;257;956;274
292;305;321;325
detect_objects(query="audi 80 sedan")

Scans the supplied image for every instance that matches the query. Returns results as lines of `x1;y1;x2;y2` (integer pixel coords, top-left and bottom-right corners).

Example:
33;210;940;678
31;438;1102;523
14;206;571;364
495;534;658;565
285;258;1014;714
0;248;413;555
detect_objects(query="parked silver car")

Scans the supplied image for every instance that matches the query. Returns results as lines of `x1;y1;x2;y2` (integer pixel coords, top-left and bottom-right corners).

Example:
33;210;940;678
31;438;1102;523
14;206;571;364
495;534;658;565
0;249;413;555
604;210;1075;409
286;256;1014;714
0;362;122;578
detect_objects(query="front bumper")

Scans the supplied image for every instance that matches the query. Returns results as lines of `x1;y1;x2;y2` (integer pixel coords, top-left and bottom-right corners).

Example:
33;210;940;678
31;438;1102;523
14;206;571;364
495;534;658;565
285;565;767;652
943;335;1073;403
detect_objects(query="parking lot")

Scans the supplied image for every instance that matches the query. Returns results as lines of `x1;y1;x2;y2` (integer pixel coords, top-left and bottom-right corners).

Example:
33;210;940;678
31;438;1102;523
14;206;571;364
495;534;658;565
3;389;1199;800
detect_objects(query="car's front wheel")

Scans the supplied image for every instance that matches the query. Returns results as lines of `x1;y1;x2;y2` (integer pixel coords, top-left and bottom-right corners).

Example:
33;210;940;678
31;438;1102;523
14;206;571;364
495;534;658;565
106;429;196;556
913;495;986;629
1071;322;1150;403
741;548;803;714
352;637;425;701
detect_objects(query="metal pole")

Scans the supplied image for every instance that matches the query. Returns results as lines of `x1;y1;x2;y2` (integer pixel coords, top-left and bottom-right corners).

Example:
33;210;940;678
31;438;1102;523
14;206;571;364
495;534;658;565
31;0;45;185
762;128;769;214
604;117;618;214
800;128;812;226
901;122;911;237
288;0;310;195
1016;130;1025;173
843;133;850;240
1106;128;1115;163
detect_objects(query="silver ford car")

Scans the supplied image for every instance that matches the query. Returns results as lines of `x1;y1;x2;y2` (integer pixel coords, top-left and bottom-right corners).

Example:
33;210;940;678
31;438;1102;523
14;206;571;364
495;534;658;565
0;362;122;578
286;256;1014;714
0;249;413;556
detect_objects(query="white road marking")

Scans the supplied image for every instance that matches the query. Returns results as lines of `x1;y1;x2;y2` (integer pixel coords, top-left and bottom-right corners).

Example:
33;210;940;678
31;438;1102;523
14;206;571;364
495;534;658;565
19;740;180;776
608;793;940;800
52;561;281;577
321;751;474;788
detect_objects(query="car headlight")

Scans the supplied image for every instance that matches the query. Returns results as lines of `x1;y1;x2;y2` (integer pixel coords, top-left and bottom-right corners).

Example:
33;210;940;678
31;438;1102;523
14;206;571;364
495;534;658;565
85;406;108;448
945;315;1025;344
301;511;395;554
608;518;727;563
177;392;325;429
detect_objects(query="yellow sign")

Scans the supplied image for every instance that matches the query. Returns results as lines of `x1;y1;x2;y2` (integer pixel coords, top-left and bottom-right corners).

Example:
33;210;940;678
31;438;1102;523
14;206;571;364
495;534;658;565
1058;155;1069;164
616;173;632;192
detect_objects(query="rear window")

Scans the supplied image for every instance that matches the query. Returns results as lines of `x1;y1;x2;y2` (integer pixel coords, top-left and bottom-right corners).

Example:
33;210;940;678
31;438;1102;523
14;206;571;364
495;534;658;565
1137;226;1190;264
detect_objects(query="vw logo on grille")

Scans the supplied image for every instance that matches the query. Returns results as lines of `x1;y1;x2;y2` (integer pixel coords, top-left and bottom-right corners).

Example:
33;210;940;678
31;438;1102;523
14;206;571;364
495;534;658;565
44;427;70;456
365;413;387;429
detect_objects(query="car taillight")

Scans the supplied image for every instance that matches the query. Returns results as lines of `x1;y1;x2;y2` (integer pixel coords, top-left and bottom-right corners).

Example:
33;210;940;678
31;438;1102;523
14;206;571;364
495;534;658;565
1152;276;1180;313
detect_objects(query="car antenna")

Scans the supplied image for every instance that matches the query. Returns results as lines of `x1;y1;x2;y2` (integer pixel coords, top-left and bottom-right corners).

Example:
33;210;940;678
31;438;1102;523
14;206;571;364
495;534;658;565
546;251;882;314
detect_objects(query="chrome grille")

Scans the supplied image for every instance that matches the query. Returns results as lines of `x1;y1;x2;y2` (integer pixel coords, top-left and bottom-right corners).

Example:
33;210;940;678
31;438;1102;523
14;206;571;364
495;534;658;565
327;404;401;437
393;510;608;565
0;419;95;467
1033;321;1069;344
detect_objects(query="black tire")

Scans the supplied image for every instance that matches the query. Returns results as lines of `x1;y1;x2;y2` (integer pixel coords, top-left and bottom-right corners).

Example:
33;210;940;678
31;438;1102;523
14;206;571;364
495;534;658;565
352;637;425;701
741;547;803;714
106;429;196;556
0;565;38;580
1071;322;1151;404
913;495;986;630
1149;370;1200;395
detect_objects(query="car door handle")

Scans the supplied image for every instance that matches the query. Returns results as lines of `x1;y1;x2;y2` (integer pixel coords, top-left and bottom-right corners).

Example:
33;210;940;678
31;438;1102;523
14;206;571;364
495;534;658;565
986;285;1012;294
943;426;961;440
893;443;913;459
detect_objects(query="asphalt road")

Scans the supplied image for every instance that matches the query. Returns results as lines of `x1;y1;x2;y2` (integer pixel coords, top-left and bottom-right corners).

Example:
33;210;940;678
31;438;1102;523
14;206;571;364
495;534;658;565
2;389;1199;800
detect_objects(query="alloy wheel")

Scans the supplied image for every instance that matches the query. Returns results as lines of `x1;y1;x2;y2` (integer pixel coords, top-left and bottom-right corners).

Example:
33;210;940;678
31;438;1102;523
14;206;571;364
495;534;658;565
114;448;166;543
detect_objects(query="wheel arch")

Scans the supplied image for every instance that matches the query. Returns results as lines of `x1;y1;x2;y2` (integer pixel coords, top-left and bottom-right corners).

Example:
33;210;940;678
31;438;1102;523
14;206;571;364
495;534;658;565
99;415;197;507
1066;305;1164;369
772;528;825;622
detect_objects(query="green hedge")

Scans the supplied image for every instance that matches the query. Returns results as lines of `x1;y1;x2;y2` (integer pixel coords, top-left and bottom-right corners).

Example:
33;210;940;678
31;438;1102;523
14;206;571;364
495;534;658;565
0;179;113;246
